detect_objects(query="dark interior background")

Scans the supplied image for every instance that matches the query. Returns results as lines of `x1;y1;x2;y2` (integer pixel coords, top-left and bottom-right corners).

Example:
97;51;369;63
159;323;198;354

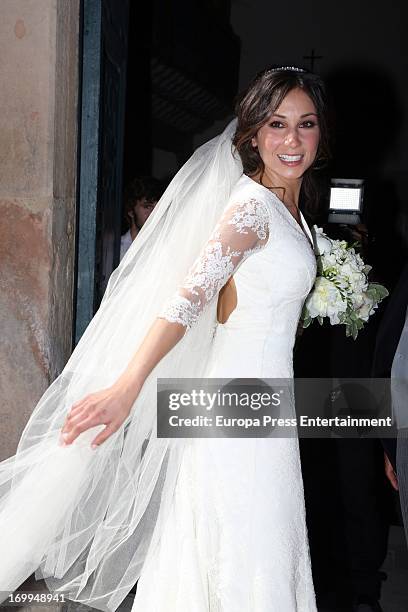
123;0;408;265
76;0;407;338
123;0;240;184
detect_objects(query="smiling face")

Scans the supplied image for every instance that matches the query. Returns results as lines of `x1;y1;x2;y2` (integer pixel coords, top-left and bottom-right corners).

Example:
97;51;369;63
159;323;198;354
251;87;320;186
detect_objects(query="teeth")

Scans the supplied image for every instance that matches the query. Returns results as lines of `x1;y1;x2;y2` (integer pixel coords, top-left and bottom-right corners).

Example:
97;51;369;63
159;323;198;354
278;154;303;161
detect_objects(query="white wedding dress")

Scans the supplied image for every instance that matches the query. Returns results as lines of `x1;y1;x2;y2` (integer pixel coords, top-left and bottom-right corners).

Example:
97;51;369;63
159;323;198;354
132;175;318;611
0;171;317;612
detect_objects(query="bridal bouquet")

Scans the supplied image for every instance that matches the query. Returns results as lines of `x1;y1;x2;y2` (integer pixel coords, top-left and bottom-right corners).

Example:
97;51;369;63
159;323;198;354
301;227;388;339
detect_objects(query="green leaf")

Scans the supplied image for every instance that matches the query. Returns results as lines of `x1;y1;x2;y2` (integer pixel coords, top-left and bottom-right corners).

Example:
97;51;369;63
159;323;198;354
350;240;362;251
301;303;309;319
345;321;358;340
365;283;389;303
302;316;312;328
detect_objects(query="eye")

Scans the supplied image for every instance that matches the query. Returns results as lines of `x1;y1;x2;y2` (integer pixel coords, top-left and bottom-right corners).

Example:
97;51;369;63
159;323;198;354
300;120;317;128
269;120;285;128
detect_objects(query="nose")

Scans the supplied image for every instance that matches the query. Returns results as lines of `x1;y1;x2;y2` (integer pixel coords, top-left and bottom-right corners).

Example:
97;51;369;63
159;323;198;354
284;129;301;148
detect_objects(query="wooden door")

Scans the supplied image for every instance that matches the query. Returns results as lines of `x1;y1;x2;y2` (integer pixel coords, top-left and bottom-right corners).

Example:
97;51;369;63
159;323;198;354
74;0;129;343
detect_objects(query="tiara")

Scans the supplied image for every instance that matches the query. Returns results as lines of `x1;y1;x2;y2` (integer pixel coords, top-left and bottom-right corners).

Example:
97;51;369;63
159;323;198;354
267;66;306;73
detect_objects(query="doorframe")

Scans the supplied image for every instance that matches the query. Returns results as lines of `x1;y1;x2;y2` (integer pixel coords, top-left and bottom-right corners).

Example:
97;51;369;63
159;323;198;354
73;0;129;345
73;0;102;345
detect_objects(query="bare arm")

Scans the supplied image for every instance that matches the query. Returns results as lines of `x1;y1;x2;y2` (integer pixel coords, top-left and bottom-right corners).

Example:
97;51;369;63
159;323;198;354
61;197;270;448
115;318;186;396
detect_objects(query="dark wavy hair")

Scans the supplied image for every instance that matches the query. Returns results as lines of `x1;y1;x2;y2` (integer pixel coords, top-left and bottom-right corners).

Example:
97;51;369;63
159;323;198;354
233;67;331;214
124;176;163;213
122;176;164;233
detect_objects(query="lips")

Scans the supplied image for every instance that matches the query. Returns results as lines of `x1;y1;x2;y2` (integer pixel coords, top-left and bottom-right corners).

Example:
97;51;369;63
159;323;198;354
277;153;304;167
278;154;303;162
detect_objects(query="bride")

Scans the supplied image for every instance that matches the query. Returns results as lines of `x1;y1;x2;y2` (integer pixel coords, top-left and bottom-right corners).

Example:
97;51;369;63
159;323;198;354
0;66;329;611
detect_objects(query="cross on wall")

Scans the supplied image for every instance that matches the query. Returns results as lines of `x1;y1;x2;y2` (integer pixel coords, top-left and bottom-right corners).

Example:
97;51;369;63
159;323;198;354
303;48;323;72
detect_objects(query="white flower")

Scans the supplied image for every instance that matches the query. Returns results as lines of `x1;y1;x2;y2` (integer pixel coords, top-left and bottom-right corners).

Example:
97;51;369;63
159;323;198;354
321;252;340;271
331;239;348;256
313;226;332;255
341;262;368;293
344;248;365;271
334;274;351;291
351;291;365;309
305;277;348;325
356;293;377;321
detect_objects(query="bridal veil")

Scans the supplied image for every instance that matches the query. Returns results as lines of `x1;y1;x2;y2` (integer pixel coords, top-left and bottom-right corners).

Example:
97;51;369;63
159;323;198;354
0;120;242;610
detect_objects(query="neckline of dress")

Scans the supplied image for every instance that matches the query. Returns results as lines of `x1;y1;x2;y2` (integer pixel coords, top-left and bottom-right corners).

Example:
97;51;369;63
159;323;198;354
242;174;314;248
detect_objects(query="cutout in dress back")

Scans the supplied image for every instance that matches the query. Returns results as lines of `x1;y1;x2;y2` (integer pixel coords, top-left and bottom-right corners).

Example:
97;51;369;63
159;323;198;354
217;276;237;323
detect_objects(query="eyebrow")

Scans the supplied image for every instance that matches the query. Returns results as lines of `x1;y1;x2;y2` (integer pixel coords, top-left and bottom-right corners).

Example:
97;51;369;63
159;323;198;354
271;112;318;118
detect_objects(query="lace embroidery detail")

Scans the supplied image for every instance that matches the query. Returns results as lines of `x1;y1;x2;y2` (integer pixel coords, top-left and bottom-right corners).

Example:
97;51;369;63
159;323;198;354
225;197;269;241
159;198;270;329
159;295;201;329
183;241;240;302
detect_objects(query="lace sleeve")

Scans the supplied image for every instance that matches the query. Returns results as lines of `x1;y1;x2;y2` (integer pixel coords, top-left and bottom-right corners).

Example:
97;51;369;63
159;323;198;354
158;198;271;329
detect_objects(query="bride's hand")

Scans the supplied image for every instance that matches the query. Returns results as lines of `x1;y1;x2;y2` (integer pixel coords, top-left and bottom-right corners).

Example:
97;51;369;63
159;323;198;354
60;382;140;449
59;319;186;449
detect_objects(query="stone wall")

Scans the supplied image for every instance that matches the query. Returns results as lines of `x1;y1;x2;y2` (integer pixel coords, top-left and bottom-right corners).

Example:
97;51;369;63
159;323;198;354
0;0;80;460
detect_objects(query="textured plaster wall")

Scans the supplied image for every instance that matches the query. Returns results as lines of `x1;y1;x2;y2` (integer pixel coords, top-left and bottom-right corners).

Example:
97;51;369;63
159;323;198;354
0;0;80;460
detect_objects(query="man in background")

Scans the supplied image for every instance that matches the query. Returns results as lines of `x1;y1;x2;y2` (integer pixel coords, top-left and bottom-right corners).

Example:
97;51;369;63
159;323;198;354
120;176;163;260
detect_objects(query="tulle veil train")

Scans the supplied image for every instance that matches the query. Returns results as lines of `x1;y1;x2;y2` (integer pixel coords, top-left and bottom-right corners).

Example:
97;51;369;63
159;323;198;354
0;120;242;611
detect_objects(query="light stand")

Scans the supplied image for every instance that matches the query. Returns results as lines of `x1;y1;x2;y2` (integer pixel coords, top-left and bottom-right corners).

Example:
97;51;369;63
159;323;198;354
328;178;364;225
